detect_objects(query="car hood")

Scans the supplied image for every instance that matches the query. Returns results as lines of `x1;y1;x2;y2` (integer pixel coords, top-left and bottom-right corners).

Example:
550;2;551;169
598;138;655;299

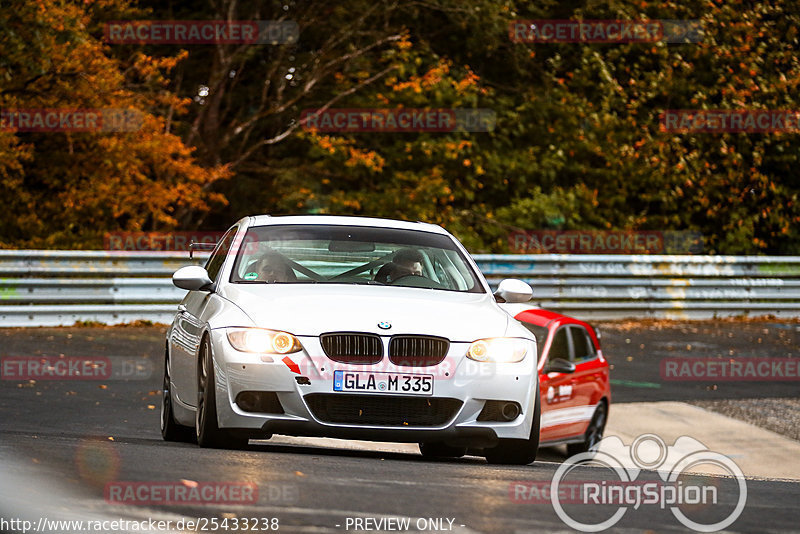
219;284;511;341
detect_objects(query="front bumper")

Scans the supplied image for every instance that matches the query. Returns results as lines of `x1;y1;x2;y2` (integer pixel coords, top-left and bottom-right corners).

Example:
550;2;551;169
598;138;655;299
210;331;538;448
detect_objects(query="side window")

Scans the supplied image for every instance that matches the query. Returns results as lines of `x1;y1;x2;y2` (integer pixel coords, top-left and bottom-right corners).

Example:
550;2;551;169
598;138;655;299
570;326;596;361
204;226;237;282
549;328;570;361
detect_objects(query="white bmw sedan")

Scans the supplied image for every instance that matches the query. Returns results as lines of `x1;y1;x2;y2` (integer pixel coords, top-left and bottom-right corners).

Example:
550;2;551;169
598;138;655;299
162;215;541;464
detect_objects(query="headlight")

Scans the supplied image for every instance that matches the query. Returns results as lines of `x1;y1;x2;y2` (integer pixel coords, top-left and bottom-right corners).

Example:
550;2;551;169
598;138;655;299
226;328;302;354
466;338;529;363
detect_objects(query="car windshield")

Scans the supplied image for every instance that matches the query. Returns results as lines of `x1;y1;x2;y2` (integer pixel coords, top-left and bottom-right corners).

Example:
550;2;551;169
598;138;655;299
520;322;549;359
229;224;484;293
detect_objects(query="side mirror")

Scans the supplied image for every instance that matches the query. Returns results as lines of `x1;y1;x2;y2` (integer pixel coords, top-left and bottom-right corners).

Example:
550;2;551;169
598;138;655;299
545;358;576;374
494;279;532;303
173;265;213;291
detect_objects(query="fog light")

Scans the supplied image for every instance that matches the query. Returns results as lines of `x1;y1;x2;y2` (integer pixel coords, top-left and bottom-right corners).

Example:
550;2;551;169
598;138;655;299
235;391;284;414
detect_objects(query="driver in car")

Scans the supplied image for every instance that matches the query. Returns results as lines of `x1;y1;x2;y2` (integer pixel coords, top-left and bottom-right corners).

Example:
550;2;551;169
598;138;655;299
253;253;296;283
375;249;424;283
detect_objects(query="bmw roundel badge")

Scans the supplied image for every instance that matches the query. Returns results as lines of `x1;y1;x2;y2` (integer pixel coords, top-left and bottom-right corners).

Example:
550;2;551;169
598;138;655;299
377;320;392;330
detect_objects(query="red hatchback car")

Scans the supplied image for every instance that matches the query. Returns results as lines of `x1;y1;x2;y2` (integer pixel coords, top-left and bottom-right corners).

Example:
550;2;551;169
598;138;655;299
503;305;611;455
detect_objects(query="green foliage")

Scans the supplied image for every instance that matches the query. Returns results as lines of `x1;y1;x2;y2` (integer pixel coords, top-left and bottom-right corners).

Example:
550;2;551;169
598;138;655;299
495;185;603;230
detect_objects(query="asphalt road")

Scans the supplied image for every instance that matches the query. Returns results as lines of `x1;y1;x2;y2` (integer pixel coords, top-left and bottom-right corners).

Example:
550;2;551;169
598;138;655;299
599;320;800;402
1;325;799;533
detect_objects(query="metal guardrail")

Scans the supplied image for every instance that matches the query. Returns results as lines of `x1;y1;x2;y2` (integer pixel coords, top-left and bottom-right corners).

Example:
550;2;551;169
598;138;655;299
1;251;799;326
476;254;800;320
0;251;207;327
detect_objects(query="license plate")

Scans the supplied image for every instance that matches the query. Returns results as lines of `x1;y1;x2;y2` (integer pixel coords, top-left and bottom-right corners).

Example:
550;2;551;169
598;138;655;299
333;371;433;395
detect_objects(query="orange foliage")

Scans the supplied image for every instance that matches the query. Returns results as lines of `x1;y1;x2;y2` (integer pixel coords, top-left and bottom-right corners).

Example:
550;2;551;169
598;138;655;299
0;0;230;248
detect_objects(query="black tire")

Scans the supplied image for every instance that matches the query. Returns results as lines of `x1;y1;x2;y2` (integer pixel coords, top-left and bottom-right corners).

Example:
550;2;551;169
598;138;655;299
196;336;248;449
419;442;467;459
567;401;607;457
161;349;196;443
485;385;541;465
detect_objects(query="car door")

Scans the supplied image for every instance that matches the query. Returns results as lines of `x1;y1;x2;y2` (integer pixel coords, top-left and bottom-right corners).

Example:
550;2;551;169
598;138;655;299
538;325;585;443
170;226;237;406
567;325;606;433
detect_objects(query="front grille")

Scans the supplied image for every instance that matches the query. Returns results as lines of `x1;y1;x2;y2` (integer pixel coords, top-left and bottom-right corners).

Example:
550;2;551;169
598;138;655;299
477;400;502;422
304;393;462;427
320;332;383;364
389;335;449;366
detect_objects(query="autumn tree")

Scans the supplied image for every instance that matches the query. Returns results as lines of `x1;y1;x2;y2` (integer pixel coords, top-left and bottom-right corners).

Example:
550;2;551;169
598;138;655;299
0;0;230;248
